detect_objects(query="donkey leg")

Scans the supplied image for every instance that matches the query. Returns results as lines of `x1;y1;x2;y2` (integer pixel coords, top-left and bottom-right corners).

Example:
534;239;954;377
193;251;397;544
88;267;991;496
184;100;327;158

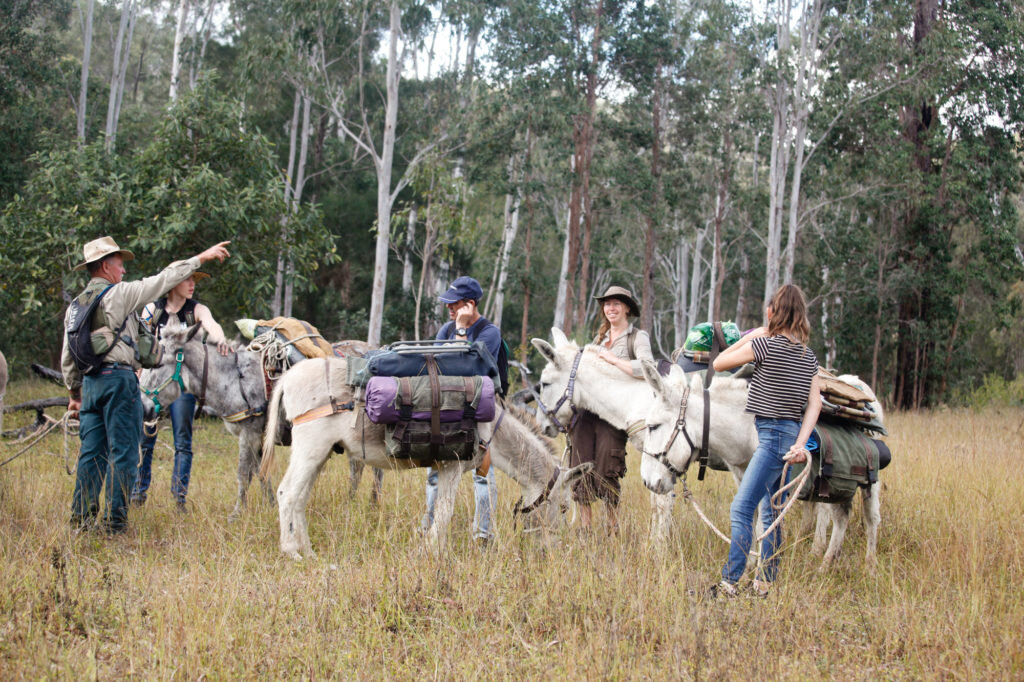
277;437;332;559
821;501;852;568
229;431;251;521
648;491;674;550
425;462;462;553
811;503;830;556
862;483;881;571
371;467;384;505
348;458;364;499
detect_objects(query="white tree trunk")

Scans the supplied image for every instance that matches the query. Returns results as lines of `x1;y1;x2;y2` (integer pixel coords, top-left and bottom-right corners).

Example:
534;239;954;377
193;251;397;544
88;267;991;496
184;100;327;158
366;0;402;346
677;239;689;346
763;0;792;306
283;94;312;317
402;204;417;293
687;228;706;330
110;1;137;150
492;173;521;329
77;0;96;145
104;0;135;152
735;247;748;325
169;0;189;102
273;90;302;318
552;194;572;332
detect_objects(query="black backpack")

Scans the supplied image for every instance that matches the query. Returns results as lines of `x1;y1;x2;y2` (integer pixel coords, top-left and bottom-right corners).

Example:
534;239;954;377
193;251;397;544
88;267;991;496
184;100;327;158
66;284;129;376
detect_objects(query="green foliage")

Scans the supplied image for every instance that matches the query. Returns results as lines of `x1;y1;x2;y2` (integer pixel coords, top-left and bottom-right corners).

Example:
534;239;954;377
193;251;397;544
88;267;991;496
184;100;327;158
956;373;1024;408
0;79;333;368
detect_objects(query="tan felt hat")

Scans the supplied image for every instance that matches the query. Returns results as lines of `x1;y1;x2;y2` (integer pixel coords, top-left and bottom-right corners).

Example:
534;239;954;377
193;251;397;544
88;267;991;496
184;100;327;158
595;285;640;317
73;236;135;271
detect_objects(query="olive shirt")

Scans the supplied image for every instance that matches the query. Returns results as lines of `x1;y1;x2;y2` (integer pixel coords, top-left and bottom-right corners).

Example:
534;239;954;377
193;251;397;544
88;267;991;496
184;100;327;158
61;256;202;391
594;323;654;377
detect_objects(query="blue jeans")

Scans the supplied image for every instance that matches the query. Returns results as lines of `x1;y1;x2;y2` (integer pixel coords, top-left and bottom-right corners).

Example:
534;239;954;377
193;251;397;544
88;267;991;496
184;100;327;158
71;366;143;533
722;416;800;584
133;393;196;505
422;466;496;540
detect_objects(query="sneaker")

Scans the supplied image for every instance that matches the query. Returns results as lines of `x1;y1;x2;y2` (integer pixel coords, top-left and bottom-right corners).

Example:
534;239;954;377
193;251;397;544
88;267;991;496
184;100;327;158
709;580;738;599
750;579;771;598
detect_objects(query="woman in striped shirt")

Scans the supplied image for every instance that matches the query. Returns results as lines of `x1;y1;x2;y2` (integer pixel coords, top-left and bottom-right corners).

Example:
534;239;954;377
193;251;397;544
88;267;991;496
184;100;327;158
710;284;821;598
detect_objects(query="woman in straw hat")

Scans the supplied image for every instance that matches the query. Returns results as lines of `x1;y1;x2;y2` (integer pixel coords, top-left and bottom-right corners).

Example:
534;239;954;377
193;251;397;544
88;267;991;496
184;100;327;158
131;271;233;511
569;285;654;533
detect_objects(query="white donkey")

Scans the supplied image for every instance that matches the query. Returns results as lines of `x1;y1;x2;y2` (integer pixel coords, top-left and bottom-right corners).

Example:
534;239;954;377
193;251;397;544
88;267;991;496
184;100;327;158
532;329;883;567
531;330;755;544
260;356;591;559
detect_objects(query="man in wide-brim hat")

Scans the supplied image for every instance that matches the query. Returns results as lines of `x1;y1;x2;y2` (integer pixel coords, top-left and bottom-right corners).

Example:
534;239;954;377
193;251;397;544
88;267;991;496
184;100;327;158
62;235;231;535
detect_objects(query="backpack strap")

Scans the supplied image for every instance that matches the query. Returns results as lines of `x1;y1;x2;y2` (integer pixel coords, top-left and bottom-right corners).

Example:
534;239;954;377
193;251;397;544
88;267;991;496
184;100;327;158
626;328;637;361
697;322;727;481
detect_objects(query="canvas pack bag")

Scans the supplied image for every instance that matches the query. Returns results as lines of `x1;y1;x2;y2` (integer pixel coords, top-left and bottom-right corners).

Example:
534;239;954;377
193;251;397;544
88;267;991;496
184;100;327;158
365;375;495;424
790;421;883;503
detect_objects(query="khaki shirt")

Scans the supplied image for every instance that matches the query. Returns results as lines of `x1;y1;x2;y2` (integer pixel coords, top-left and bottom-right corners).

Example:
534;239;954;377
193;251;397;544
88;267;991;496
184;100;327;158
594;323;654;378
61;256;201;390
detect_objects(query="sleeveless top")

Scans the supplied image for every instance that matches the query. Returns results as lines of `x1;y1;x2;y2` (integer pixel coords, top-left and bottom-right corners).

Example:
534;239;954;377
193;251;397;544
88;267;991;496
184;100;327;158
745;335;818;421
151;298;198;337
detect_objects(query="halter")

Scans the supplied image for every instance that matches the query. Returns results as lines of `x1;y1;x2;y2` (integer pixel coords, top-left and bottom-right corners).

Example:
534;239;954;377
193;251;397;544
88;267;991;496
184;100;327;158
534;349;585;434
512;466;561;529
641;385;697;480
143;349;187;419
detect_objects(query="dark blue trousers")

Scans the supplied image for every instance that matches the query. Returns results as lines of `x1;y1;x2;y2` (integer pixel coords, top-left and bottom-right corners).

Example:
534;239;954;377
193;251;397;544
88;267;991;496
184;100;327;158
71;366;142;533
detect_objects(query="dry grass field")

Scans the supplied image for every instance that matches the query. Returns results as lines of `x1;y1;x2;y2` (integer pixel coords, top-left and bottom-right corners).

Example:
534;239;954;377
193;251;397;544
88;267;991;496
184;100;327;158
1;377;1022;680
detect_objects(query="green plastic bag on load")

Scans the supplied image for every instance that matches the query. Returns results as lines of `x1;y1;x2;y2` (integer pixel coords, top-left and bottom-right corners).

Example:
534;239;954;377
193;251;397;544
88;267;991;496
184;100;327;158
683;322;742;352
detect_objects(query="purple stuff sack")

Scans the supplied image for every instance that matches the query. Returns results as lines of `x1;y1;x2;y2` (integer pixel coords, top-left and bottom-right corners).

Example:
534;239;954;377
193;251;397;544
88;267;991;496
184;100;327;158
365;375;495;425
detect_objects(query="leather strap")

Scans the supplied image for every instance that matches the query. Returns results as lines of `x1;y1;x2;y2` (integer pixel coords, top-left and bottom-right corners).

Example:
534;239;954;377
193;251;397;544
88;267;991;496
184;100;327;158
196;343;210;414
697;321;727;481
292;400;354;426
426;356;441;459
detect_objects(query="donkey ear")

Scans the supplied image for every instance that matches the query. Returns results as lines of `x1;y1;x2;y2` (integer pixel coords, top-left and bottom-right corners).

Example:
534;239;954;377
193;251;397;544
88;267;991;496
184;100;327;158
531;338;560;368
641;360;668;396
184;322;202;343
550;327;570;348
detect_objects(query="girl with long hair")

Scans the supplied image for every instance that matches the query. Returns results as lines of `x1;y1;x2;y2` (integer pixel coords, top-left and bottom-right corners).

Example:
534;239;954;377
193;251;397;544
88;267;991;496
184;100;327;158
710;283;821;596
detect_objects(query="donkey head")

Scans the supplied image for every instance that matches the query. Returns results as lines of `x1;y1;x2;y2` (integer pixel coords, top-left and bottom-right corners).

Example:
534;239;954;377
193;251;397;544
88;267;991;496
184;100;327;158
530;328;581;436
138;323;202;420
637;362;698;495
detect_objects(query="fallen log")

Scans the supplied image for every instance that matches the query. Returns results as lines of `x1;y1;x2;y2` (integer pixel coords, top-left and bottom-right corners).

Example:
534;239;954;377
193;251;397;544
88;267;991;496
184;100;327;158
2;397;69;439
31;363;65;386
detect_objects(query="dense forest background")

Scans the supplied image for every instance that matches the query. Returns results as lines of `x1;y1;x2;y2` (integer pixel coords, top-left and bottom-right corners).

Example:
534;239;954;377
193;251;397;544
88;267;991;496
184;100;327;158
1;0;1022;408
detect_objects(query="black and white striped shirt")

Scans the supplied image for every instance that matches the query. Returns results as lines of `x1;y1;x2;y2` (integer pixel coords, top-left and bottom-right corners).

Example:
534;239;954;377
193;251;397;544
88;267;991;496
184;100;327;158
745;336;819;421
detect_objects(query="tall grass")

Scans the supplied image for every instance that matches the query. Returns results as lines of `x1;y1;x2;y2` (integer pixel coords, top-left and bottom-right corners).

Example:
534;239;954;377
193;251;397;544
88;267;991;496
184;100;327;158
1;377;1022;679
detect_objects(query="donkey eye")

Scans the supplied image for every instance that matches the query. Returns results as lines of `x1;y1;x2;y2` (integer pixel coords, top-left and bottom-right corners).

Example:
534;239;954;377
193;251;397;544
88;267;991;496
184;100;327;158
648;424;660;431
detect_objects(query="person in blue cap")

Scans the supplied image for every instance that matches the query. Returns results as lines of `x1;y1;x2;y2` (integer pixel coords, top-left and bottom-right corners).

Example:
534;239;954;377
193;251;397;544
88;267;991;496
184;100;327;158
422;275;505;542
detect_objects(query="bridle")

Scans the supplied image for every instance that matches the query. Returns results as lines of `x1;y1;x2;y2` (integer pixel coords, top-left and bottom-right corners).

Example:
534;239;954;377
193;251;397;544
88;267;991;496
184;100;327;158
534;349;585;434
143;348;187;419
142;326;212;420
641;385;698;481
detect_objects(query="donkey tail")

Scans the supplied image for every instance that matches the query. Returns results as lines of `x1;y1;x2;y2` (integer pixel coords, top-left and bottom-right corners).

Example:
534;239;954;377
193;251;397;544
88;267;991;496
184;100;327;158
259;375;287;481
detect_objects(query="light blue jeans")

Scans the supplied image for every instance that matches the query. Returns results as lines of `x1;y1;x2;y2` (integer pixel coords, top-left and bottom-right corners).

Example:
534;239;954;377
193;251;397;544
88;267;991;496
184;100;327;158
722;416;800;585
423;466;496;540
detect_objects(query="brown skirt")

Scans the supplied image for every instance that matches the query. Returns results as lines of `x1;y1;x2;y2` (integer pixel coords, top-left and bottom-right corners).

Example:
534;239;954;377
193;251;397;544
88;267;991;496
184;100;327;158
568;410;628;506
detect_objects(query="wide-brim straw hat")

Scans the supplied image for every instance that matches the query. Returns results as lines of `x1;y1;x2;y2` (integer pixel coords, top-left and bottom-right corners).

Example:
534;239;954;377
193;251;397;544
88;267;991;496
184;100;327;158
595;285;640;317
73;236;135;271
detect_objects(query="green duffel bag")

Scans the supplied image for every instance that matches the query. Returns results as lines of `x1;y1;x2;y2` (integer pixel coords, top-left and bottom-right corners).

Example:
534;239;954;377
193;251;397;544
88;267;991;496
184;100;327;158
384;420;477;464
790;421;881;503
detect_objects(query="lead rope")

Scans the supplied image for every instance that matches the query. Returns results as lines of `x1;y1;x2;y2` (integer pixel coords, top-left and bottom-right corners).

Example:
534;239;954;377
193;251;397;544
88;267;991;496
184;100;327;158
679;452;813;546
0;412;79;476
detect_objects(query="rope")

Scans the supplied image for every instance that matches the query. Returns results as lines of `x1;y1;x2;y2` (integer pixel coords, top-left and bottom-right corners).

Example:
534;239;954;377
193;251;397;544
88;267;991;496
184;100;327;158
0;412;77;471
680;453;813;547
248;331;293;380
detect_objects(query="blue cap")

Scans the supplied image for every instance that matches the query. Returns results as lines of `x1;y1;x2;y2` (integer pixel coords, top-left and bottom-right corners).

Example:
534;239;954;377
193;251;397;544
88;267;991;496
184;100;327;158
438;276;484;303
